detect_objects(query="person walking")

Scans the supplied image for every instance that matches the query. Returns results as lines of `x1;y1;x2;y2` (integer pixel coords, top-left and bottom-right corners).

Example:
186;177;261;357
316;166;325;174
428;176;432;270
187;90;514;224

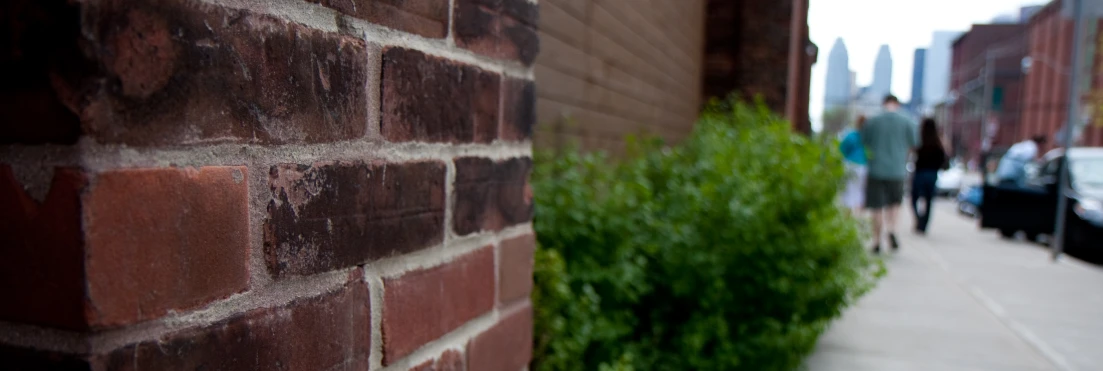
995;135;1047;187
860;95;918;253
839;116;868;215
911;118;947;234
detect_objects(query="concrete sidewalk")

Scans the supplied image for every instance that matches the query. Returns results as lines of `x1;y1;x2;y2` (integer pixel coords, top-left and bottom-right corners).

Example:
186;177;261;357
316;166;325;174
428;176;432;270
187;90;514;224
805;202;1103;371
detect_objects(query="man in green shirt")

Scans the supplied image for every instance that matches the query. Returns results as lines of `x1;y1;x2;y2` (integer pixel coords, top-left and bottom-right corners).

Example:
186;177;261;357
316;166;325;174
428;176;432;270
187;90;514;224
860;95;918;253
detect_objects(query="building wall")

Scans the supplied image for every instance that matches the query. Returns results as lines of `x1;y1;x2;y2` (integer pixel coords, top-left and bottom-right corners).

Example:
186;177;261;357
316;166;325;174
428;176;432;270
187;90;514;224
949;24;1027;161
534;0;707;152
911;49;927;110
704;0;815;133
0;0;536;368
1021;0;1103;151
924;31;963;110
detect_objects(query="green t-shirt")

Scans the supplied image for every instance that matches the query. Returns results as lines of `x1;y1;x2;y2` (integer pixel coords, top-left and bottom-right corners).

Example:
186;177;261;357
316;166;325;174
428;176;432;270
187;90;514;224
859;111;918;180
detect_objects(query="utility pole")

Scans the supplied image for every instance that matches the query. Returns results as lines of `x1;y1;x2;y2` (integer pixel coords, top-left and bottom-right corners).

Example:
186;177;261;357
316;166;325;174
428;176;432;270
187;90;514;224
1052;0;1086;261
981;52;996;157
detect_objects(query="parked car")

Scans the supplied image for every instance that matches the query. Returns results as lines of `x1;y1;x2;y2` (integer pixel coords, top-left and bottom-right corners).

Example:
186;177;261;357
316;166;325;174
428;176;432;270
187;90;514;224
957;184;982;217
936;164;965;197
980;147;1103;259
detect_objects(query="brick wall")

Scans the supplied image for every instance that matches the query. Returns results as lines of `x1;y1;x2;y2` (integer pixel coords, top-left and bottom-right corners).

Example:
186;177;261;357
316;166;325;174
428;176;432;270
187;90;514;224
704;0;815;133
533;0;707;152
0;0;537;369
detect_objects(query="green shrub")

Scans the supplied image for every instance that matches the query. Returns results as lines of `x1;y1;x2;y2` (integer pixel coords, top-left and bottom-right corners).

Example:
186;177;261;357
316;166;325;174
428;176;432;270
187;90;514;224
531;98;882;371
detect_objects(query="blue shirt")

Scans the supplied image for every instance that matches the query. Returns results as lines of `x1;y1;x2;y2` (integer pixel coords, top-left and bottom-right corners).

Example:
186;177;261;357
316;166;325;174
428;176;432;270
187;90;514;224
839;130;867;165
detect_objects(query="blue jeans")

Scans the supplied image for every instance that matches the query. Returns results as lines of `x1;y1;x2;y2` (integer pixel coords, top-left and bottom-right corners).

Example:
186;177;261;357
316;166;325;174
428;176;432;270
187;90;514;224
911;170;939;232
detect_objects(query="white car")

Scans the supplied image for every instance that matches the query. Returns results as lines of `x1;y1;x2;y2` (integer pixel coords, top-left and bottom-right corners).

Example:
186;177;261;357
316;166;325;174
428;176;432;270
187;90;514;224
936;165;965;197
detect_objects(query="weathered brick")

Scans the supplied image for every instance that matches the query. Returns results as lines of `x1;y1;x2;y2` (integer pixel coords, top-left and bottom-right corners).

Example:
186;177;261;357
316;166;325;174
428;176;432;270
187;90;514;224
266;161;446;277
453;0;539;65
78;0;370;146
453;157;533;236
467;302;532;371
502;0;539;26
311;0;449;38
381;48;500;143
0;165;89;330
382;247;495;364
498;234;535;304
83;166;251;328
501;78;536;141
0;165;250;330
95;282;371;370
410;349;466;371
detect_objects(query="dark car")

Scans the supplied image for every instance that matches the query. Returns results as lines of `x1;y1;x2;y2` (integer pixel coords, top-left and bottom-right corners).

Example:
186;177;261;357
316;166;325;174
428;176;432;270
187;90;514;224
980;148;1103;259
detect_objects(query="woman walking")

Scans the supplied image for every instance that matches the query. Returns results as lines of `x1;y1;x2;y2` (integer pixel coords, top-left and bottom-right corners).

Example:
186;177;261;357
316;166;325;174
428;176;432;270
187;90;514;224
912;118;947;234
839;116;868;215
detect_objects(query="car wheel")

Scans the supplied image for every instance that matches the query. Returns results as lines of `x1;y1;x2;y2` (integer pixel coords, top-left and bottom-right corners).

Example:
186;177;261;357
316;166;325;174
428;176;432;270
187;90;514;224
999;229;1017;239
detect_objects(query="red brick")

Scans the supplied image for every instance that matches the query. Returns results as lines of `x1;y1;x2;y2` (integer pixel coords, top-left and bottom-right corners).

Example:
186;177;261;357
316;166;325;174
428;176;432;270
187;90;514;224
266;161;446;277
0;165;89;330
77;0;369;146
382;247;495;364
381;48;500;143
0;0;87;145
410;349;466;371
83;166;251;328
467;302;532;371
500;78;536;141
453;157;533;236
498;234;535;304
453;0;540;65
311;0;449;38
0;165;250;330
93;282;371;370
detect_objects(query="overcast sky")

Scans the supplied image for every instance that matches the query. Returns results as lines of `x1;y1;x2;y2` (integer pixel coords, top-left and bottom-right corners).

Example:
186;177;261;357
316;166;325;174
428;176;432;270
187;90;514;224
808;0;1047;130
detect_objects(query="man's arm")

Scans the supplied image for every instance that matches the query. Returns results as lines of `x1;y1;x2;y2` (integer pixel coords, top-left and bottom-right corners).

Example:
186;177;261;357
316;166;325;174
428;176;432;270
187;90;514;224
908;121;919;148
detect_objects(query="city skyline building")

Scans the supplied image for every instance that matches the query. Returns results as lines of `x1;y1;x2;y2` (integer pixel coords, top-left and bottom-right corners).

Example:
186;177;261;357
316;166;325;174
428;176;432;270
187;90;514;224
922;31;961;112
910;48;927;113
824;38;852;111
870;45;893;100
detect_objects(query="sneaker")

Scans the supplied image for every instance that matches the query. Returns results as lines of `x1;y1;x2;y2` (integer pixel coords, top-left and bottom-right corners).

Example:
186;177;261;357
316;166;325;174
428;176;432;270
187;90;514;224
872;245;882;254
889;233;900;251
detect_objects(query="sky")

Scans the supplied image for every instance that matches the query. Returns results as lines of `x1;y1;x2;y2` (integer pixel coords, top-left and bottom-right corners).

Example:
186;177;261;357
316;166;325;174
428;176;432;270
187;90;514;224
808;0;1047;131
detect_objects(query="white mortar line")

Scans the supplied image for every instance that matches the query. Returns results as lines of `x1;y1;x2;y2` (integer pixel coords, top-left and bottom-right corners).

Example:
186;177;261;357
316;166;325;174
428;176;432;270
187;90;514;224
0;140;533;172
443;159;458;251
365;272;386;371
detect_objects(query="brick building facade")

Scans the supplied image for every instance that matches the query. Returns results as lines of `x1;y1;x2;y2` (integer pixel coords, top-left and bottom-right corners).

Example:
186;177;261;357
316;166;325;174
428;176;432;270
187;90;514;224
534;0;816;152
1020;0;1103;150
949;24;1027;161
1;0;537;369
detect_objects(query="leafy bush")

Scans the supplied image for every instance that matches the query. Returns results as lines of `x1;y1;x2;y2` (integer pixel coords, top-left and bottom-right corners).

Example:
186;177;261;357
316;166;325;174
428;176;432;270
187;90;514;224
531;99;881;371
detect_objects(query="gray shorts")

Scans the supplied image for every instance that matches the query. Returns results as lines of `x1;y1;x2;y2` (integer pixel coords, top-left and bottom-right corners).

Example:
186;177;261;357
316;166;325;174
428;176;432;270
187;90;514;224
865;177;904;209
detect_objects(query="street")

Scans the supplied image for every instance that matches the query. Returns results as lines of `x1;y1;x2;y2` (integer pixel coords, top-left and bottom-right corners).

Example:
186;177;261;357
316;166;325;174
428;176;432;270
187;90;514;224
806;201;1103;371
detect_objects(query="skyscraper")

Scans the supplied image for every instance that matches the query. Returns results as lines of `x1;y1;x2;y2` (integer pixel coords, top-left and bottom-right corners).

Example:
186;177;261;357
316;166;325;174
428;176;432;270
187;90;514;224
910;49;927;112
923;31;961;110
824;38;851;110
870;45;893;99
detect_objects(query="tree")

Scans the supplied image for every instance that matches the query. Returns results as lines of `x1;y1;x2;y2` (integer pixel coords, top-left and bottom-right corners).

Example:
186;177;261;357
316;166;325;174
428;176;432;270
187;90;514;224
821;107;851;136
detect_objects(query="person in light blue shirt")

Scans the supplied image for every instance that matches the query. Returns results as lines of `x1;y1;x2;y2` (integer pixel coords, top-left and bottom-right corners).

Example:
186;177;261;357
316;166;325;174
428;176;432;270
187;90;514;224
996;135;1046;186
839;115;868;214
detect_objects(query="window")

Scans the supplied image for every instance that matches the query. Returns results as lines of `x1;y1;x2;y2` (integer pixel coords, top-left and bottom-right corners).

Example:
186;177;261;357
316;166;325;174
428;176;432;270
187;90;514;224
992;87;1004;112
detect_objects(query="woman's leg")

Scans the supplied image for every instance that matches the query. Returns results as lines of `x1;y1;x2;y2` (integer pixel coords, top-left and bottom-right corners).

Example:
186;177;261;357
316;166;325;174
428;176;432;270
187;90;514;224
919;172;937;231
911;175;922;229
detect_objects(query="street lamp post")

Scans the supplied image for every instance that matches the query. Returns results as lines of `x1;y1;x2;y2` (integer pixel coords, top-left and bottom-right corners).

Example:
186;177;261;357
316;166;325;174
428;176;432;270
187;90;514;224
1052;0;1087;261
